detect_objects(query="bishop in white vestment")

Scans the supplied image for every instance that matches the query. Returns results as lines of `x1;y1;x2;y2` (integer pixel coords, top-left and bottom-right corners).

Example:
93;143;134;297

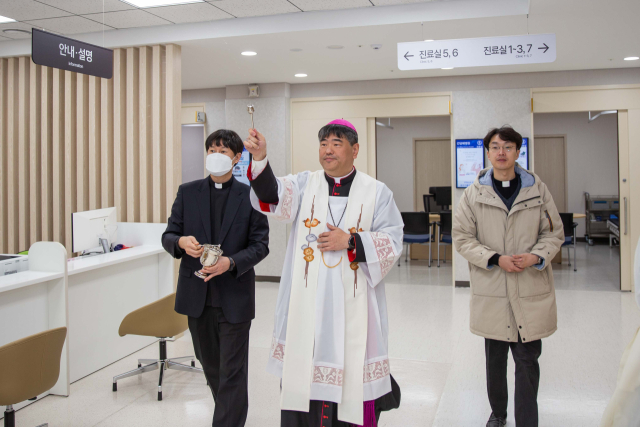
244;120;403;426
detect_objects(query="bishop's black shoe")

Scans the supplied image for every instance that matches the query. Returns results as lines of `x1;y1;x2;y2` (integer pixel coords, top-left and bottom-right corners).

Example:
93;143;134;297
486;413;507;427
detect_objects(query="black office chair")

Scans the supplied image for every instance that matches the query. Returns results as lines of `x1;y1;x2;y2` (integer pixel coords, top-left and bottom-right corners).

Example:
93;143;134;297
423;194;435;215
435;211;453;267
427;188;441;214
399;212;434;267
559;213;578;272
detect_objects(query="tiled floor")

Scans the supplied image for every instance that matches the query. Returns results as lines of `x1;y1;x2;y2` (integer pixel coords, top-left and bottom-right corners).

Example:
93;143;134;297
12;242;638;426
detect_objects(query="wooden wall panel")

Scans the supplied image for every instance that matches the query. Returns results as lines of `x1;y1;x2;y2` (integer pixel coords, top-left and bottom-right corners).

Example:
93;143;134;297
18;57;29;252
0;59;8;249
7;58;18;254
101;76;114;210
113;49;127;223
0;59;6;253
126;47;140;223
165;44;181;219
76;74;89;213
64;70;77;252
29;61;41;244
89;75;101;210
139;46;152;223
52;68;65;251
0;45;181;255
151;45;166;223
41;66;53;243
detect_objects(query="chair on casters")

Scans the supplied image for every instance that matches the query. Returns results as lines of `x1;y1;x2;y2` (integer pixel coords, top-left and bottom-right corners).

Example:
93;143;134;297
559;213;578;272
436;211;453;267
112;293;203;401
399;212;434;267
0;327;67;427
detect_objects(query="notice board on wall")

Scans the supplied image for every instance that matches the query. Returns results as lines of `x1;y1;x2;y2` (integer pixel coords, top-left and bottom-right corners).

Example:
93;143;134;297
456;139;485;188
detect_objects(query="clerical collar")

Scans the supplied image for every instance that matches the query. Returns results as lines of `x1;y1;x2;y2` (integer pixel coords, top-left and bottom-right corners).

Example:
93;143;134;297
325;167;356;186
492;172;518;188
210;176;233;190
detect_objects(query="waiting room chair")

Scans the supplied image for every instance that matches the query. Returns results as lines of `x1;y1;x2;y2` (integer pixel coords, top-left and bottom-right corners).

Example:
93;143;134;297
436;211;453;267
423;194;435;215
559;213;578;272
399;212;434;267
0;327;67;427
112;293;203;401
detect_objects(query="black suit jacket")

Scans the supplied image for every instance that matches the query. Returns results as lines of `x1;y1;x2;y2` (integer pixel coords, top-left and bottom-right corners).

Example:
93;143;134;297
162;176;269;323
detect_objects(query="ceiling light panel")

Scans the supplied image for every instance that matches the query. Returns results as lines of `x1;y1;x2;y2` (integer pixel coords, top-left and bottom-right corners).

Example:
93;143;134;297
121;0;203;8
0;0;73;21
289;0;371;12
34;0;134;15
212;0;300;18
143;2;232;23
0;15;16;23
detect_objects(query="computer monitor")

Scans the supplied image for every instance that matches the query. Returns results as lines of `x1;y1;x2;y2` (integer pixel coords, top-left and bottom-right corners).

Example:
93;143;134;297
434;187;452;210
72;207;117;254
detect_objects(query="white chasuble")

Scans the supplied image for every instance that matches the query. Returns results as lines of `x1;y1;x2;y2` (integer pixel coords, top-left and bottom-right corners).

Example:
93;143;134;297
250;168;403;425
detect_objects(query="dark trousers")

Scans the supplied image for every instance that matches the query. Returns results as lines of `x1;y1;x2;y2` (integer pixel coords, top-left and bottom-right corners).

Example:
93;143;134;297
189;306;251;427
281;400;381;427
485;335;542;427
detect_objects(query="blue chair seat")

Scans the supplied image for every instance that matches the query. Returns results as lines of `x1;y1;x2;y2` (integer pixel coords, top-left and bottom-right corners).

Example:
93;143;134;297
561;236;573;246
441;235;452;244
403;234;431;244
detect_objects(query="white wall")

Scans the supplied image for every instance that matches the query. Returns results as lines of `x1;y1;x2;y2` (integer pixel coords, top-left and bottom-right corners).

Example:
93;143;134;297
452;89;532;284
291;68;640;98
533;112;619;237
376;116;451;212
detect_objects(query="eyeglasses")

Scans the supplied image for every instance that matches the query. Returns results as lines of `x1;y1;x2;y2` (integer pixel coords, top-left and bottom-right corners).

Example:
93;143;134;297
489;146;517;153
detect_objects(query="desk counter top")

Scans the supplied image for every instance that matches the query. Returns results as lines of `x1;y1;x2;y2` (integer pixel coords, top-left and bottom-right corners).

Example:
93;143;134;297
0;270;65;294
67;245;166;276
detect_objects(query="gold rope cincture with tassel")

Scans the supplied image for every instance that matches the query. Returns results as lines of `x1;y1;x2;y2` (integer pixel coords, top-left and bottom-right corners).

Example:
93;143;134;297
349;205;364;297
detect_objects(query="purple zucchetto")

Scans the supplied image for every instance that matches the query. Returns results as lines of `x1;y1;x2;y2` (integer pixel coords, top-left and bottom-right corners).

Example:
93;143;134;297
326;119;357;134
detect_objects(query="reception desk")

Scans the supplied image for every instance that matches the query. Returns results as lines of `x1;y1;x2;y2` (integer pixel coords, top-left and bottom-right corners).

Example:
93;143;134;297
0;242;69;414
0;222;173;417
66;222;174;382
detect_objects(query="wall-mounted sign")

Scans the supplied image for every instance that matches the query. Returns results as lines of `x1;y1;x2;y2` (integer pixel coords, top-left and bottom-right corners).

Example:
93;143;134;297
456;139;485;188
32;28;113;79
398;34;556;71
517;138;529;170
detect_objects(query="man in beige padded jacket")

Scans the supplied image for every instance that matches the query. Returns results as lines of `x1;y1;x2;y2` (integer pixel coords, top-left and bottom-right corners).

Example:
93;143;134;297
452;126;564;427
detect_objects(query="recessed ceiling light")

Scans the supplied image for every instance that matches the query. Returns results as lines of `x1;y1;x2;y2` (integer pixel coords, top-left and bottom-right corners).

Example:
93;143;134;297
624;56;639;61
3;29;31;35
290;48;303;52
241;51;257;56
121;0;203;7
442;67;454;70
0;15;16;23
327;45;343;50
295;74;307;78
424;39;435;42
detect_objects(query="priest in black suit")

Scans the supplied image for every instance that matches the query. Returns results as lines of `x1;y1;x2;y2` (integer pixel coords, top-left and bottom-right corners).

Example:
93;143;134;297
162;129;269;426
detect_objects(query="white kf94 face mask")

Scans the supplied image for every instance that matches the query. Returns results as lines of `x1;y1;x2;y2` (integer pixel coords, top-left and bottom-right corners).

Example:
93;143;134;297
206;153;235;177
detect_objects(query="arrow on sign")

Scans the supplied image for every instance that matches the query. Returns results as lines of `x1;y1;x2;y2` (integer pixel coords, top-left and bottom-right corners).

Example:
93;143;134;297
538;43;549;53
404;52;414;61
